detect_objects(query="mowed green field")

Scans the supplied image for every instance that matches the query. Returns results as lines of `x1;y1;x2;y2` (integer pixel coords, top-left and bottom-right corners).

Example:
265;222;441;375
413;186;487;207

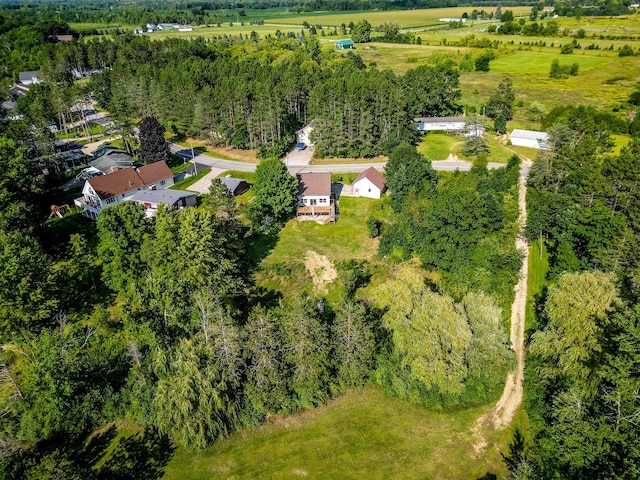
162;386;516;480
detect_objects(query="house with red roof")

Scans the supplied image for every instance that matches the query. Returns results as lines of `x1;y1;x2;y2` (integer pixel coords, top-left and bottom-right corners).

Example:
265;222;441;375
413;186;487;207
74;161;174;219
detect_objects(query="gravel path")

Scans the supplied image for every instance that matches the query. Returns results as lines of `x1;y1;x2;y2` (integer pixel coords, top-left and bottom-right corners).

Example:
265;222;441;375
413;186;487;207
472;166;529;456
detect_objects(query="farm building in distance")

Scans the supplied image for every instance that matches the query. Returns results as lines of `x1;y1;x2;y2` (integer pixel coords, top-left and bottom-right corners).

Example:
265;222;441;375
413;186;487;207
335;39;355;50
510;129;549;150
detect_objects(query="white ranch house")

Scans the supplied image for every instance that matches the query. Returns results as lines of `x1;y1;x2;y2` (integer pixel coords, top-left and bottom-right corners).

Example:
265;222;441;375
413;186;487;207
414;116;466;132
510;129;550;150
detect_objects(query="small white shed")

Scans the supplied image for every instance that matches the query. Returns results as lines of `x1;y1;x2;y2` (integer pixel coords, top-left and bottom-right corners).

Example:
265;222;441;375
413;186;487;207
353;167;387;200
510;129;549;150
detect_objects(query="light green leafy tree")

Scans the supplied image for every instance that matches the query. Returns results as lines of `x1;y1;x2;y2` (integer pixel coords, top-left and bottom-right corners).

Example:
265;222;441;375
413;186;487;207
530;271;618;397
369;268;472;395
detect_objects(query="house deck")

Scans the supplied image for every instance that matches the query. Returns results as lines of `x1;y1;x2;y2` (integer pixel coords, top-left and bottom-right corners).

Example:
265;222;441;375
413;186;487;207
296;200;337;222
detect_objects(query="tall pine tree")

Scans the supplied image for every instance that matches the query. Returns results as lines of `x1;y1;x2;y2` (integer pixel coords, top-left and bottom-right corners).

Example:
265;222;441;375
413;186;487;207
138;116;171;164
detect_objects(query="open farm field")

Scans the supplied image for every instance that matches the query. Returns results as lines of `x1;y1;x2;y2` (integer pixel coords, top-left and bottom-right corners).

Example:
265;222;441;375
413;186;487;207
162;386;516;480
262;6;532;29
461;53;640;113
554;14;640;37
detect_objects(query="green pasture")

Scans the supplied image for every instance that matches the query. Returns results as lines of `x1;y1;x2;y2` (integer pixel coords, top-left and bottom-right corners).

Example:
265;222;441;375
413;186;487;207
264;6;531;29
554;14;640;37
162;386;515;480
70;22;129;31
489;50;611;75
357;43;468;72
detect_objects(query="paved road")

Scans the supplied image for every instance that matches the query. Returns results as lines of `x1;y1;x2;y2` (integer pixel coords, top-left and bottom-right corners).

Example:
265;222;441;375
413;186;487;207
170;143;505;175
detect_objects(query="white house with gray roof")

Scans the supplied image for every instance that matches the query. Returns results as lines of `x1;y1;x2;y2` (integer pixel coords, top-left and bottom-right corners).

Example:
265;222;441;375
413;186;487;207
129;189;197;217
19;71;41;86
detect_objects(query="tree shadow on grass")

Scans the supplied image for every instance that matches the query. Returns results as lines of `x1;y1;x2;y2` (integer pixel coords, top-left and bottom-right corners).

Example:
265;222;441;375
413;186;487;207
97;428;175;480
246;230;280;266
476;474;497;480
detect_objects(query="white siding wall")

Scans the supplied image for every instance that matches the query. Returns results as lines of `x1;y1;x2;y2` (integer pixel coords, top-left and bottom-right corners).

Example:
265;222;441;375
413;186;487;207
300;194;330;206
510;137;540;149
353;178;381;199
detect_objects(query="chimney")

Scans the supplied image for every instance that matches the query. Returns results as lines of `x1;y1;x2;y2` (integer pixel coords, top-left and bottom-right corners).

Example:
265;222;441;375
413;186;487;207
129;181;133;187
111;166;118;173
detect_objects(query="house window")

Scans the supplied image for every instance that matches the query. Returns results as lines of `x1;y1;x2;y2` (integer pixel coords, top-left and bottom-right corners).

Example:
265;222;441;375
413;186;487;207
368;188;371;192
310;199;317;206
319;198;327;204
106;197;115;204
160;180;166;185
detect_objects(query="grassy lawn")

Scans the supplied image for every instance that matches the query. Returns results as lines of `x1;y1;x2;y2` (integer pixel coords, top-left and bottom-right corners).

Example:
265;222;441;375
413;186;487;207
417;133;464;160
526;239;550;331
260;197;379;265
218;170;256;183
162;386;513;480
169;168;212;191
251;197;382;298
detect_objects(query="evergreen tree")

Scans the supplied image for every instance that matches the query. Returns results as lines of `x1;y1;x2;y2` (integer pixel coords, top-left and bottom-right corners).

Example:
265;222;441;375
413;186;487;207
385;142;437;212
485;77;516;121
138;116;171;164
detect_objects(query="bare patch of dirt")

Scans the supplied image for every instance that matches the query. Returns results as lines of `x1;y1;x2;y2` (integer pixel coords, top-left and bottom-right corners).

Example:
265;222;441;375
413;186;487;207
472;174;529;456
292;469;309;477
304;251;338;292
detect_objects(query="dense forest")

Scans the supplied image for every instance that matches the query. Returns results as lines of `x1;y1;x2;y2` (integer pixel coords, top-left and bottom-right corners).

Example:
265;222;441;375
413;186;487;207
509;107;640;477
6;30;464;158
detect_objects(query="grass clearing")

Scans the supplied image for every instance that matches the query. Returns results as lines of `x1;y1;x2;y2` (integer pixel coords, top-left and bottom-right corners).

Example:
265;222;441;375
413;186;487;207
526;240;549;331
262;197;378;265
417;132;464;160
162;386;512;480
169;168;212;191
